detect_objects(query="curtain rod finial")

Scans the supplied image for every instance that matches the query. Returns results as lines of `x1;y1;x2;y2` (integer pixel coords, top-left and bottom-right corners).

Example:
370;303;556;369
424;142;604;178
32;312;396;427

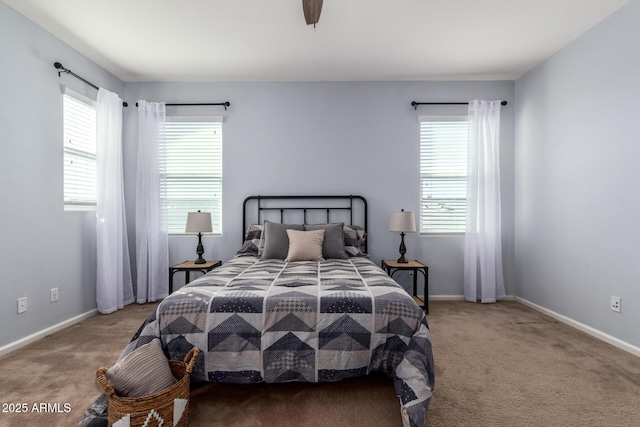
54;62;69;77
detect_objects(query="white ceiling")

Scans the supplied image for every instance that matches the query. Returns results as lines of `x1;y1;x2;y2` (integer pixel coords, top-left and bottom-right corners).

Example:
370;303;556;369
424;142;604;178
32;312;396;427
3;0;629;82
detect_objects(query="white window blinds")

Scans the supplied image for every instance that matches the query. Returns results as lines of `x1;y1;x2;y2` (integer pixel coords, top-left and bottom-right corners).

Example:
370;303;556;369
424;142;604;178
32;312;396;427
63;91;97;210
163;116;223;234
419;115;468;233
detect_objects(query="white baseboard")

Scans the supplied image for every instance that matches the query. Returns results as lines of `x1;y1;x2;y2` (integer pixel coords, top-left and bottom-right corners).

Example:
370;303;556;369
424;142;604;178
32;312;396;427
427;295;465;301
515;297;640;358
427;295;516;301
0;309;98;357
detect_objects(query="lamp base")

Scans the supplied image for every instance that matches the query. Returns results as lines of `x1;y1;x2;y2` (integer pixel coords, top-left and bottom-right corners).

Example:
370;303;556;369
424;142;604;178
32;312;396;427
397;232;409;263
194;232;206;264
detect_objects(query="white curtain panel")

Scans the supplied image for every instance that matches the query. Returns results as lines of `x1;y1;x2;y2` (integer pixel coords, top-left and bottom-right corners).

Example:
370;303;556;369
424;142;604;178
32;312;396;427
96;88;134;314
463;100;506;303
136;101;169;303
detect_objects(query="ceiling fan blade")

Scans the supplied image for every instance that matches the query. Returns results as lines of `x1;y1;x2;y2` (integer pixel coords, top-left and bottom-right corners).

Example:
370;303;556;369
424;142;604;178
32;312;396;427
302;0;323;26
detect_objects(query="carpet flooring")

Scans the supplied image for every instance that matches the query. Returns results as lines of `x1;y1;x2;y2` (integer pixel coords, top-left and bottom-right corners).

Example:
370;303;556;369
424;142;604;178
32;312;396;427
1;300;639;427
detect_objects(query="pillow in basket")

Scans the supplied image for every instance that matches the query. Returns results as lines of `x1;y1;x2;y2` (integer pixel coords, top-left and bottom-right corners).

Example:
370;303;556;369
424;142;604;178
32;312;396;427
105;338;176;398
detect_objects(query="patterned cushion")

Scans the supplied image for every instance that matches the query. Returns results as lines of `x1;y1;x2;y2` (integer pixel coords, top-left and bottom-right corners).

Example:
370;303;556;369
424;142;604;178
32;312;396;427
344;225;368;257
304;223;348;259
236;224;264;257
105;338;176;398
262;221;304;259
284;229;325;262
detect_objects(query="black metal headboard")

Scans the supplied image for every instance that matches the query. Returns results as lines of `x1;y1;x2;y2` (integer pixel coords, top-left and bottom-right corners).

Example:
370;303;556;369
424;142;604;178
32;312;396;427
243;195;368;253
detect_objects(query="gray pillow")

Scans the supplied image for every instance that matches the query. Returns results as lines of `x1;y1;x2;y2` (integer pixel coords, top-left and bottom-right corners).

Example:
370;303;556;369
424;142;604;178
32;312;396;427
304;223;348;259
262;221;304;259
105;338;176;398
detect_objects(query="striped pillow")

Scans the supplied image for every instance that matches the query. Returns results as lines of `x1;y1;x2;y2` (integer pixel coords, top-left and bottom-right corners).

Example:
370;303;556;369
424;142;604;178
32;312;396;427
105;338;176;397
284;229;325;262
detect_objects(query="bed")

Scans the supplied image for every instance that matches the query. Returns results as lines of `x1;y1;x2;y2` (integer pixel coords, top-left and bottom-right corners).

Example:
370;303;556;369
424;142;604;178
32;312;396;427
86;196;434;427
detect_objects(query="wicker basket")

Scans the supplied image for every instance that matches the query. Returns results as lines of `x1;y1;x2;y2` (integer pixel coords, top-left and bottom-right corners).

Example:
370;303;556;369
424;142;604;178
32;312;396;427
96;347;200;427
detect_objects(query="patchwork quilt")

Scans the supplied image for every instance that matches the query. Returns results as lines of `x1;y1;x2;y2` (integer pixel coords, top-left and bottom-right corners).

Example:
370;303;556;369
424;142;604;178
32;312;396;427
120;257;434;427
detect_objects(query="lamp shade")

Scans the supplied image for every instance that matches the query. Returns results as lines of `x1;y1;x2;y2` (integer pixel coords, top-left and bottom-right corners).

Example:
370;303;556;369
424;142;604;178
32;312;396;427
389;210;416;233
185;211;212;233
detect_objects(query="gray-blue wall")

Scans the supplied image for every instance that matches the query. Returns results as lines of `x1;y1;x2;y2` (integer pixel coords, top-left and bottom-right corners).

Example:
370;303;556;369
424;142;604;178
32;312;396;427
515;0;640;347
123;81;515;295
0;2;124;348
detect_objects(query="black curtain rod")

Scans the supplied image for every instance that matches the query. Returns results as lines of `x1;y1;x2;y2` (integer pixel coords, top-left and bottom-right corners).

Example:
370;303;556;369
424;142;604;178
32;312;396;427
54;62;128;107
134;101;230;110
411;100;507;110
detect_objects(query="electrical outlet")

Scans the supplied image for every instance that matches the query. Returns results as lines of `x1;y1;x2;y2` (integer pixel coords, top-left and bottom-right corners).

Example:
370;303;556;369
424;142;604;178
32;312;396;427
611;296;621;313
50;288;59;302
17;297;27;314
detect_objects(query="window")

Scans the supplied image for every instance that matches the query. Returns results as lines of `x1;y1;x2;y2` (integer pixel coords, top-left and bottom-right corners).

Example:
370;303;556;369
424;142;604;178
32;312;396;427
419;116;468;233
63;91;97;210
163;116;223;234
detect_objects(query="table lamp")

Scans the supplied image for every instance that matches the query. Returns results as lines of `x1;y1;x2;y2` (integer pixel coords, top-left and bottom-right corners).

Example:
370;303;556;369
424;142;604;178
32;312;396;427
389;209;416;263
185;210;212;264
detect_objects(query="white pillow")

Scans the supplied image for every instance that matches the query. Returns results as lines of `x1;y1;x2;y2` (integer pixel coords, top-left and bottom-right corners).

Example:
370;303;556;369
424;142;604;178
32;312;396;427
105;338;176;398
284;229;325;262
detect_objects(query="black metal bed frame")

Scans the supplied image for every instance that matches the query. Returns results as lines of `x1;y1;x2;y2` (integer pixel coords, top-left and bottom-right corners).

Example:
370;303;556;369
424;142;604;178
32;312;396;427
242;195;368;253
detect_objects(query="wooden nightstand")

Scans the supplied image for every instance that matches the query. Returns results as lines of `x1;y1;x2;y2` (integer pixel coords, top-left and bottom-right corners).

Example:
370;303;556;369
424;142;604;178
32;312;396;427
381;259;429;314
169;260;221;293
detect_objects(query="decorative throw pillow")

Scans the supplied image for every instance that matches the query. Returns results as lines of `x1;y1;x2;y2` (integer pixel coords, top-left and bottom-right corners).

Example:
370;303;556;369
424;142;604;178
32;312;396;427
304;223;348;259
235;224;263;257
343;225;368;257
284;229;325;262
262;221;304;259
105;339;176;398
